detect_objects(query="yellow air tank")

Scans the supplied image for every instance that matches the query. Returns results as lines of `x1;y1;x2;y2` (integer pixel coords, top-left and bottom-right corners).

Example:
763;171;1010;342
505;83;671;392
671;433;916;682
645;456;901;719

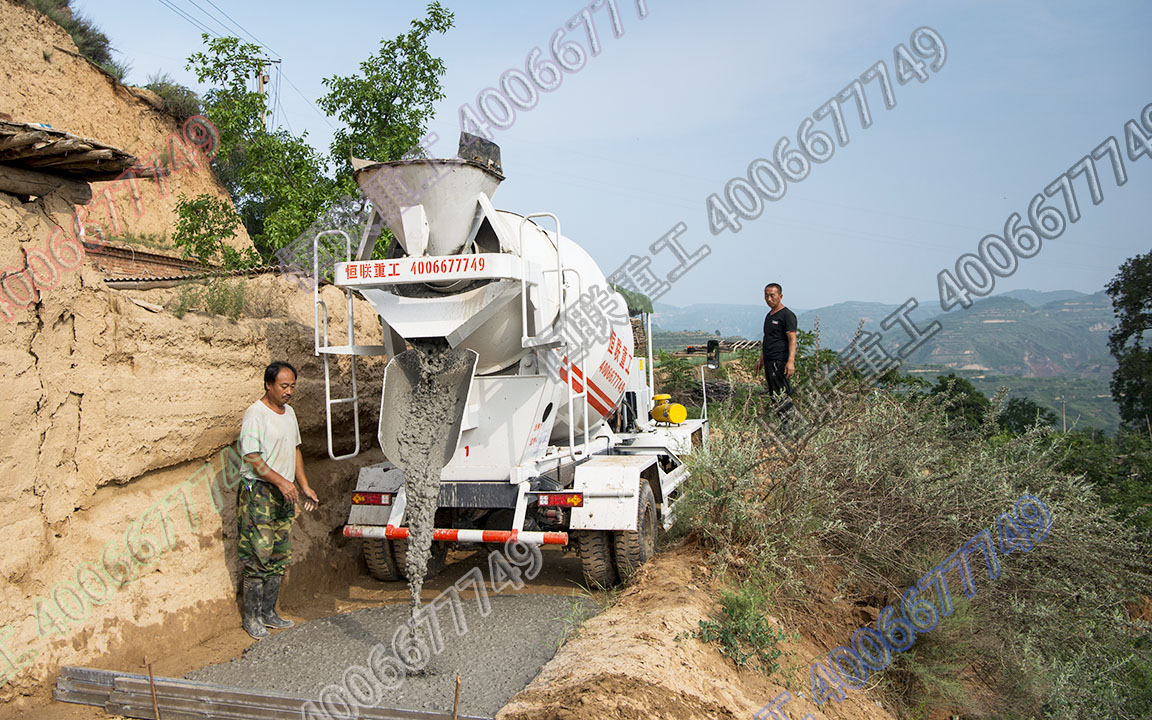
651;394;687;424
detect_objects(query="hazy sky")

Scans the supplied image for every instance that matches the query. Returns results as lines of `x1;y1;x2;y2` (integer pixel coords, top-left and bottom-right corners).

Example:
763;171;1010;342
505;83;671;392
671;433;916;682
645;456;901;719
79;0;1152;311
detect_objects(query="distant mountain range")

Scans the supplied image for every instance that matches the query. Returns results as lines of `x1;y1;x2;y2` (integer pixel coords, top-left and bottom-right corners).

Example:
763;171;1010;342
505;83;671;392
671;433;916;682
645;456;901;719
653;289;1116;378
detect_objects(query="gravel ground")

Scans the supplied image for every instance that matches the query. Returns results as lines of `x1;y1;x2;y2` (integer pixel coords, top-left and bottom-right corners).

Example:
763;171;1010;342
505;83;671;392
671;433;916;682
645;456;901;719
187;594;597;718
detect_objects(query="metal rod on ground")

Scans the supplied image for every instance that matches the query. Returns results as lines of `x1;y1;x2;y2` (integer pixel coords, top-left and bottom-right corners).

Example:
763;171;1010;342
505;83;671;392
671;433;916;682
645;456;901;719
452;675;460;720
146;661;161;720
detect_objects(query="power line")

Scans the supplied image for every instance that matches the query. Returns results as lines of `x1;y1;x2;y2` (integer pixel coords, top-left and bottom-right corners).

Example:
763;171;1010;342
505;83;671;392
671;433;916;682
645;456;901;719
281;72;337;130
182;0;236;40
278;91;294;135
153;0;333;134
201;0;280;58
153;0;218;38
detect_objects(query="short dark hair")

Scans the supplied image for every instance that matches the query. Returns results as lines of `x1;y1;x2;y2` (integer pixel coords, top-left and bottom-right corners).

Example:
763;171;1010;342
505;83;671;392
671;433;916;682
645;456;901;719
765;283;782;294
264;361;297;387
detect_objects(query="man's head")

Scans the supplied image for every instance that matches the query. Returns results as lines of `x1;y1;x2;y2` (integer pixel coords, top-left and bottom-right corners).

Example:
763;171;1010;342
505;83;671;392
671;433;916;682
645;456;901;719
764;283;783;310
263;361;297;408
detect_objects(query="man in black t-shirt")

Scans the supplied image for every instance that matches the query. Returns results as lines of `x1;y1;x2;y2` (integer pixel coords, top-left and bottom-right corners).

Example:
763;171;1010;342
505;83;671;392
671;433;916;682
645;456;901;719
754;283;798;397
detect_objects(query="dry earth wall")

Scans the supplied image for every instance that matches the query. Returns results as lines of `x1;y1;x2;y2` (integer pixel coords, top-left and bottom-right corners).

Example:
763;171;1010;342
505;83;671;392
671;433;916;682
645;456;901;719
0;0;251;253
1;183;388;707
0;1;389;706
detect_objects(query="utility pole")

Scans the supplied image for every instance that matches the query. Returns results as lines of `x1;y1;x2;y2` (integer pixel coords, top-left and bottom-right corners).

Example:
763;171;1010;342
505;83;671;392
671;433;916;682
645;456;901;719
1056;395;1066;432
254;59;280;132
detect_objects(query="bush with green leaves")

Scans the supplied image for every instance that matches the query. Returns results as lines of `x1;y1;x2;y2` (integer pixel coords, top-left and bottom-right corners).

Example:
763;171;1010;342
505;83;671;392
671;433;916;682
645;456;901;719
29;0;113;65
690;581;787;673
171;193;257;269
168;277;247;320
655;349;694;397
1058;428;1152;533
676;381;1151;718
144;71;201;122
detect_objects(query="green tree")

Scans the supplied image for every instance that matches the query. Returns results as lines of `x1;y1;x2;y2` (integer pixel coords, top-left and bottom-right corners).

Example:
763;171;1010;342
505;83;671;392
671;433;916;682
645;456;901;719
1059;428;1152;532
171;193;257;269
656;349;692;395
187;35;335;257
930;373;991;429
998;397;1059;435
1106;250;1152;428
317;2;454;192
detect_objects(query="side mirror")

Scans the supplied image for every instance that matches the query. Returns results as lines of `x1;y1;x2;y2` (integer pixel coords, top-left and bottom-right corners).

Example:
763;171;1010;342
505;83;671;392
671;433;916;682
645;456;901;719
706;339;721;370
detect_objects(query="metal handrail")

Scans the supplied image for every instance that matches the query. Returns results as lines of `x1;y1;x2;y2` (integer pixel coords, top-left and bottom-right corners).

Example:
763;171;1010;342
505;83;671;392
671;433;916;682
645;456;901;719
515;213;592;460
561;266;588;459
312;230;362;461
518;213;563;349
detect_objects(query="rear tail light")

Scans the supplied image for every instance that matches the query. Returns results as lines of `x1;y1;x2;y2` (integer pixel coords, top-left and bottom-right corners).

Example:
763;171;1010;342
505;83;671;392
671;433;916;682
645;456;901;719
351;492;393;506
536;492;583;507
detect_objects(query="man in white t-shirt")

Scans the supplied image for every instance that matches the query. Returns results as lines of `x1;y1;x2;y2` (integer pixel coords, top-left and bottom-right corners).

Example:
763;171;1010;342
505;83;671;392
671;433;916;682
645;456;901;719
236;361;319;639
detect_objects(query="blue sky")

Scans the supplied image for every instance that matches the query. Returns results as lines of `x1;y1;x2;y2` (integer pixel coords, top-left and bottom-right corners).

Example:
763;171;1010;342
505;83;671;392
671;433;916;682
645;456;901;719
79;0;1152;311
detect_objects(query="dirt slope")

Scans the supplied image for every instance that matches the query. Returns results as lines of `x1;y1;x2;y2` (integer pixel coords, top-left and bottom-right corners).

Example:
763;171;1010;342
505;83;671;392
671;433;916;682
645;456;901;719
498;548;898;720
0;0;250;251
0;223;388;712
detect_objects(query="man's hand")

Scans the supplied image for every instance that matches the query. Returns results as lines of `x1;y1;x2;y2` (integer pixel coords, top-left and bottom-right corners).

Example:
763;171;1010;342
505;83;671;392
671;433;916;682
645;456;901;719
301;486;319;511
785;360;795;378
275;478;299;504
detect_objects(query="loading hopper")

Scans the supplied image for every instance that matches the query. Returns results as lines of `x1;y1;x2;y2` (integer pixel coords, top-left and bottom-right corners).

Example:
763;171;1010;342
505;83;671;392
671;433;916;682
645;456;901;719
354;158;504;257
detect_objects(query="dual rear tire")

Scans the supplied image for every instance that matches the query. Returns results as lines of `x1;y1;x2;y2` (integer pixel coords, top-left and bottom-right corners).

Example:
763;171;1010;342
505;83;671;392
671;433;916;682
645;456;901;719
364;537;449;582
575;481;658;587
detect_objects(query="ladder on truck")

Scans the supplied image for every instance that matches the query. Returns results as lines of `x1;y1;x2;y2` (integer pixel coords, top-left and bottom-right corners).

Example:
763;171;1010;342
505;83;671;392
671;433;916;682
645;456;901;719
517;213;591;461
312;228;388;461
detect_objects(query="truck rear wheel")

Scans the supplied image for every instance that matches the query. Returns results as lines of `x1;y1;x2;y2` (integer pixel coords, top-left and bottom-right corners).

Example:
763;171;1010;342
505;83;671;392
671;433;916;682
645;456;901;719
574;530;619;588
613;481;657;581
364;538;448;582
364;538;402;582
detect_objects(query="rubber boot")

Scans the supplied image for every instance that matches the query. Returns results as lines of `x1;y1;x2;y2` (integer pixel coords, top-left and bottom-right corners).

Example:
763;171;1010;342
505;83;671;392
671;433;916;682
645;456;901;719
242;578;270;639
261;575;294;629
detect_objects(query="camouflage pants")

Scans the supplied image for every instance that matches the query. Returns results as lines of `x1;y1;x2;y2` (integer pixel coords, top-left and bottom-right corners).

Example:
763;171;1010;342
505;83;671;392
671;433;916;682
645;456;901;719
237;481;294;580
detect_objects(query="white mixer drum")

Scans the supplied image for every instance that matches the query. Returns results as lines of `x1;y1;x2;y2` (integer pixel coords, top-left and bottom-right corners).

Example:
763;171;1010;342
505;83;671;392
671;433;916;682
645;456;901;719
541;233;634;443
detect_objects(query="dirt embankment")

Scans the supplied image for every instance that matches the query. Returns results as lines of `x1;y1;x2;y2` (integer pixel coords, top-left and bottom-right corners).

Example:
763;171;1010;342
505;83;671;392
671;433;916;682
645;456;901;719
498;548;899;720
0;0;249;253
0;211;389;710
0;2;391;708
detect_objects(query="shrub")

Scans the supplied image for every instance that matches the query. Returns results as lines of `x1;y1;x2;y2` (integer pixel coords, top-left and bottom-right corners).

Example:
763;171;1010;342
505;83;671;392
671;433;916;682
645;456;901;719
172;194;258;270
29;0;113;66
99;57;130;81
655;349;693;396
677;380;1152;718
145;71;201;122
690;581;787;673
168;277;247;320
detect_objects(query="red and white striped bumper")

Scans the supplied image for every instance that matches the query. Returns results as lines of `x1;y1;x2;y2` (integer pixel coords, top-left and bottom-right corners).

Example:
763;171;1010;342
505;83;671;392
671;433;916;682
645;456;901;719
343;524;568;546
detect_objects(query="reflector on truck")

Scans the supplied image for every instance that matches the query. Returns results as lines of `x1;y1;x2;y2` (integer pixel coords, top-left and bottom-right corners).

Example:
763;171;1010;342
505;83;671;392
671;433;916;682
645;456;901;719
536;492;584;507
351;492;393;506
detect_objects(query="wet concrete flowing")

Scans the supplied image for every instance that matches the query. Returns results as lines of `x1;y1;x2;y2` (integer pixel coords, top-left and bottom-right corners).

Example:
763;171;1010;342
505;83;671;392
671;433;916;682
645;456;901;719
389;340;474;655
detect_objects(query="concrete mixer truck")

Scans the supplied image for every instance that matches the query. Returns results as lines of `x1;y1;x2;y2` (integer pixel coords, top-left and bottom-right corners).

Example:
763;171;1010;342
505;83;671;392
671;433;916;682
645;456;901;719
311;134;710;587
